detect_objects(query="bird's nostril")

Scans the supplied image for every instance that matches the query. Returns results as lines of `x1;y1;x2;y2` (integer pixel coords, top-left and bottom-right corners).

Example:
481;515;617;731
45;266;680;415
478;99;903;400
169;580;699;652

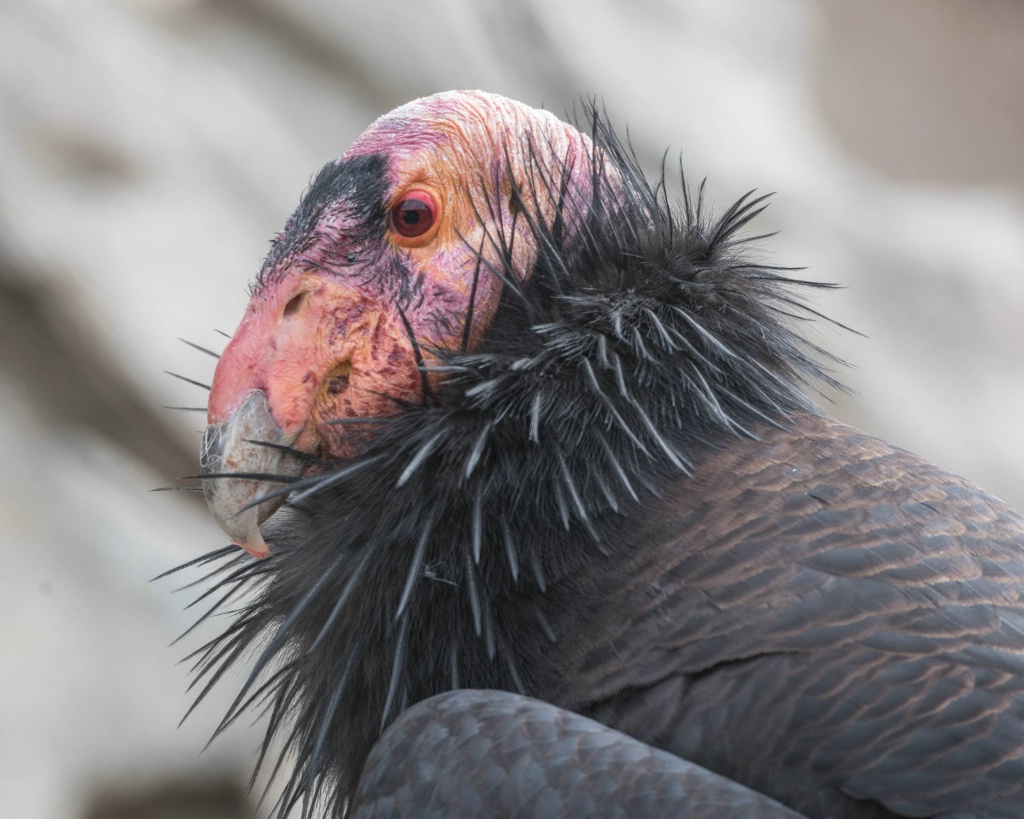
284;291;307;318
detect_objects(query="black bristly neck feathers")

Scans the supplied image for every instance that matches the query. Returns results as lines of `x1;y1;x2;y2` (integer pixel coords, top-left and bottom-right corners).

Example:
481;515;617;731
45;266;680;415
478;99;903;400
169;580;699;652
178;110;843;818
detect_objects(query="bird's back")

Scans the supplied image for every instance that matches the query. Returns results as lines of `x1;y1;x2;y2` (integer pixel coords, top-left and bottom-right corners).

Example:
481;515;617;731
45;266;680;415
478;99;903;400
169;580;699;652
554;413;1024;818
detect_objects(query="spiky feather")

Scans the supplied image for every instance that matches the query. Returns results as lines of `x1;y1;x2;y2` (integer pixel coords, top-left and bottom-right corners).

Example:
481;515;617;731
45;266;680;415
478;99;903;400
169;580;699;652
171;107;843;818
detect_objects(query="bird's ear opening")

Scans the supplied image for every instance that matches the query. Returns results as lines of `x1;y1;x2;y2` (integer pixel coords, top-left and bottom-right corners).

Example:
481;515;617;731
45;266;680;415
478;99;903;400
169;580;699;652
507;187;523;217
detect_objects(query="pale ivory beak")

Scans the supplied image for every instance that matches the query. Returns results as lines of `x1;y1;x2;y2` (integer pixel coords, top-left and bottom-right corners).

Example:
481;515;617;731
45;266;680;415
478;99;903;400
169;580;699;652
200;391;302;558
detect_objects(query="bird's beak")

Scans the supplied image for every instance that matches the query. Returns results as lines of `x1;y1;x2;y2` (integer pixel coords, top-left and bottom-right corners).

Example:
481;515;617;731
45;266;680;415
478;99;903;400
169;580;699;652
201;273;424;556
201;275;349;557
201;390;299;558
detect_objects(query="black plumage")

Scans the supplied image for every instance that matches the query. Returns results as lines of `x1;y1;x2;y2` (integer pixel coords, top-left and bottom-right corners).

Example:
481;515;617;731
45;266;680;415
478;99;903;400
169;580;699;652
176;94;1024;818
350;690;802;817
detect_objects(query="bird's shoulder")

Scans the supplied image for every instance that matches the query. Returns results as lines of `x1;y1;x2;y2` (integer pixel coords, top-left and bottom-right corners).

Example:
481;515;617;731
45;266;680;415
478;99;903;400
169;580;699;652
546;413;1024;817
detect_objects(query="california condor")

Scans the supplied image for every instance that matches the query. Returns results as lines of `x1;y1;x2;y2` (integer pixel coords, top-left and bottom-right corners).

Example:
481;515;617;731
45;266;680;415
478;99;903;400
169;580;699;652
178;91;1024;818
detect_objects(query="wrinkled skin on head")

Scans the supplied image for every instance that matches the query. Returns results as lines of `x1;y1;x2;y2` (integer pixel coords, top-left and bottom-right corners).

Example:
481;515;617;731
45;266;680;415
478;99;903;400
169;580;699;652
201;92;595;556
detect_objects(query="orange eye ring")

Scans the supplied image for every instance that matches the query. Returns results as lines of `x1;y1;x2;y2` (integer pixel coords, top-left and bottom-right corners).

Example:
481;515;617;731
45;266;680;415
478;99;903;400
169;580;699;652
390;190;438;240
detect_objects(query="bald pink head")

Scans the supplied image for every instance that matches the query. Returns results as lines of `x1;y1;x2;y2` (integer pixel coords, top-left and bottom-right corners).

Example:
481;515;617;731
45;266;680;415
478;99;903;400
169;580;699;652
201;91;599;555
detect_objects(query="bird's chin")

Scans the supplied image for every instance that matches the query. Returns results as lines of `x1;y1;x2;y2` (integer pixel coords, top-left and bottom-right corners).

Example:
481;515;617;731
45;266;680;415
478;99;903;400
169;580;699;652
200;390;305;558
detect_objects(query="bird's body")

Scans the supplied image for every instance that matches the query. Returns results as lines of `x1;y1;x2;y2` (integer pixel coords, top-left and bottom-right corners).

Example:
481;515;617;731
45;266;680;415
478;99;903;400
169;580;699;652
181;91;1024;818
559;413;1024;817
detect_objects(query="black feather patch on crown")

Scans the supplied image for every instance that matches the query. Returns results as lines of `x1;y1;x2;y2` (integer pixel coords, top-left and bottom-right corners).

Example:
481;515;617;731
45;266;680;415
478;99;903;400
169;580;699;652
171;107;845;818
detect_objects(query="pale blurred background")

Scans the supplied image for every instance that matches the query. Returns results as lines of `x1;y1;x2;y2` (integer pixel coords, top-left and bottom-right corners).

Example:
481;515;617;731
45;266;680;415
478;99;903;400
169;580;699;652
1;1;1022;817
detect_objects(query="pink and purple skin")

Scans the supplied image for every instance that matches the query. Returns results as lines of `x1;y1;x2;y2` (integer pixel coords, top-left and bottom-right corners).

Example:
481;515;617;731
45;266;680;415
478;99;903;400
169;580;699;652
203;91;594;557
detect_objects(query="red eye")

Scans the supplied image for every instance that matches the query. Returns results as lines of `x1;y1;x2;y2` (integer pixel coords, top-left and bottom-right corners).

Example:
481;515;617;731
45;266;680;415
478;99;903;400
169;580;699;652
390;191;437;239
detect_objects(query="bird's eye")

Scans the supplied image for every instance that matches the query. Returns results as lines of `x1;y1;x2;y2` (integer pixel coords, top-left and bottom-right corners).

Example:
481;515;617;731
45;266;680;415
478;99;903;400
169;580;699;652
390;191;437;239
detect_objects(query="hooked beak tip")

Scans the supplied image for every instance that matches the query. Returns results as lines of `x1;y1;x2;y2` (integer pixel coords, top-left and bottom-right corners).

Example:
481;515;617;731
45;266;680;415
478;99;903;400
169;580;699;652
235;531;271;559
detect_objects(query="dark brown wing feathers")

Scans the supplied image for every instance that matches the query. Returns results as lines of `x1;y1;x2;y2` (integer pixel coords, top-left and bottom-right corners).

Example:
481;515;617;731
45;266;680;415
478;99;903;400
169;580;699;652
570;414;1024;816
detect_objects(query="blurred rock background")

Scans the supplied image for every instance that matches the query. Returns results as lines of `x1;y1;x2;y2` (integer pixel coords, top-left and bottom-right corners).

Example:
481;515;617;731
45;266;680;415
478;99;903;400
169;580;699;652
1;0;1021;816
